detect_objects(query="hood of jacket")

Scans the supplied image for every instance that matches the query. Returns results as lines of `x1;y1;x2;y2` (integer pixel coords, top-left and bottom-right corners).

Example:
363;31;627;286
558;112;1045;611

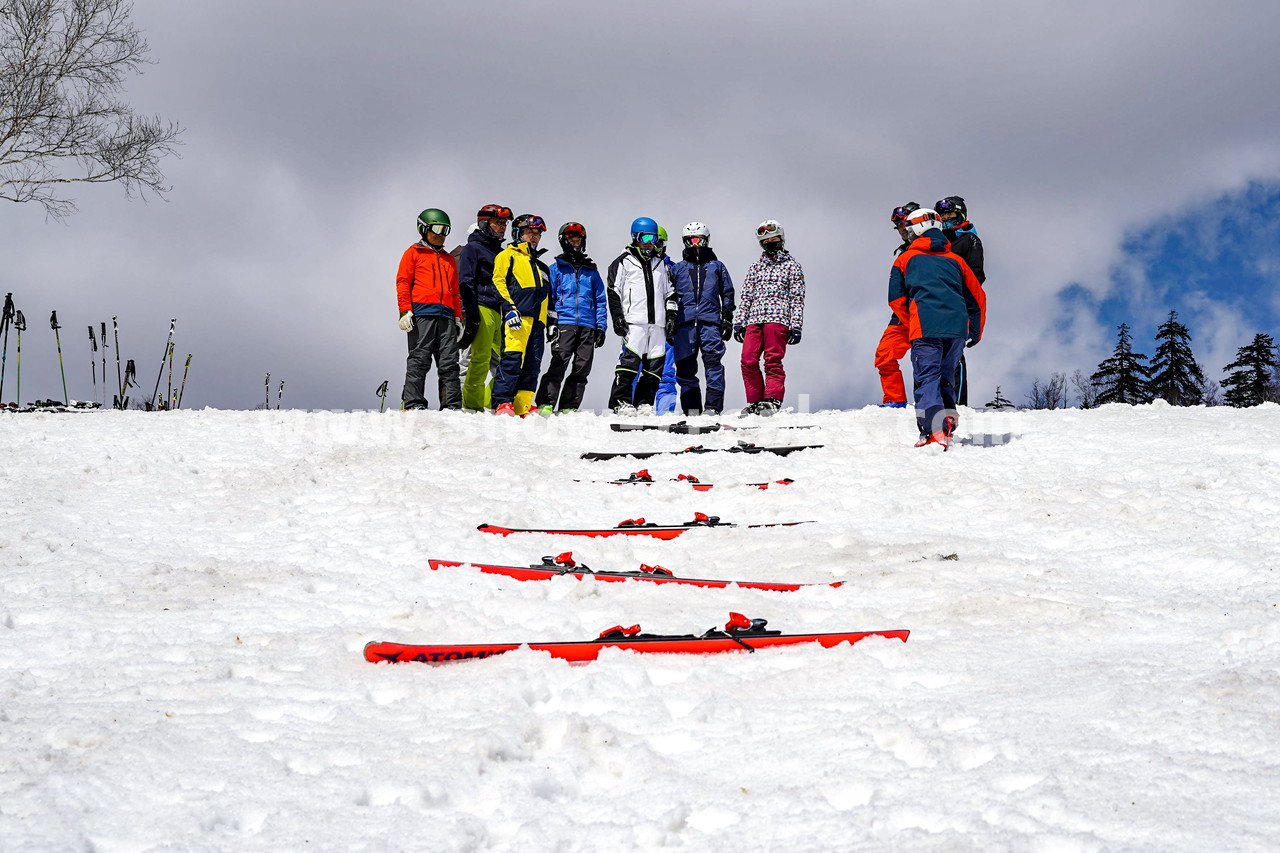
907;229;951;254
467;225;504;252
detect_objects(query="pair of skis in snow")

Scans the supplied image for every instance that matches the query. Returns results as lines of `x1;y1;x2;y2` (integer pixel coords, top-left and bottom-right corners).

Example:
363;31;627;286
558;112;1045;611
365;612;908;664
582;439;821;461
587;469;794;491
477;512;812;540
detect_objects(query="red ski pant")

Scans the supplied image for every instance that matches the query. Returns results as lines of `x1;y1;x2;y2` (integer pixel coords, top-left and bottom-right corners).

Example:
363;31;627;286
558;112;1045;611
874;321;912;404
740;322;789;404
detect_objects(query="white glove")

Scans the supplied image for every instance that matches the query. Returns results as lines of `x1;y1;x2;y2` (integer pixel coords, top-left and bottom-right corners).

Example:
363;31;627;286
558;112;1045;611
455;317;465;340
398;312;413;332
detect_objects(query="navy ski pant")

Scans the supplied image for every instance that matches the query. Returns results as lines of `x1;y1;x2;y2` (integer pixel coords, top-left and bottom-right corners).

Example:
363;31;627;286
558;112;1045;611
910;336;963;436
671;321;726;414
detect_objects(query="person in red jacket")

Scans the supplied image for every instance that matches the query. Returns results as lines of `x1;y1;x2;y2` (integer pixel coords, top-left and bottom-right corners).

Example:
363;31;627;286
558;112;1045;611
396;208;463;410
873;202;920;407
888;207;985;449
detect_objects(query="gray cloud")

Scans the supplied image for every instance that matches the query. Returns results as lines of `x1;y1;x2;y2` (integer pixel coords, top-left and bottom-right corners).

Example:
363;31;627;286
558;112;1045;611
5;0;1280;411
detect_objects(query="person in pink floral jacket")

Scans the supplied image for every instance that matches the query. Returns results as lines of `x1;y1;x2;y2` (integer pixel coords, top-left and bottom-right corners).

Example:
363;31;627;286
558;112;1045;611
732;219;805;416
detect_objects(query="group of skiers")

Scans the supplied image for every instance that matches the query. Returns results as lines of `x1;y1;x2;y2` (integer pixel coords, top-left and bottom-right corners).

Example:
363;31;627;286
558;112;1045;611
395;196;984;447
395;207;805;419
879;197;987;447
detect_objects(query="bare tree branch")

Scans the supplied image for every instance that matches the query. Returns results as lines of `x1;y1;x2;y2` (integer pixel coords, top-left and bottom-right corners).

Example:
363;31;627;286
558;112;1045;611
1;0;182;219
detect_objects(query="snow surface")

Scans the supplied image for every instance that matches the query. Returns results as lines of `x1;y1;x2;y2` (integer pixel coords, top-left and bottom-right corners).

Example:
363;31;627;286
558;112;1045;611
2;404;1278;852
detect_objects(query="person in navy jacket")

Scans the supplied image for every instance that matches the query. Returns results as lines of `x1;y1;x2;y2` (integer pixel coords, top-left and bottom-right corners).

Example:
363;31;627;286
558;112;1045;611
669;222;736;415
534;222;608;413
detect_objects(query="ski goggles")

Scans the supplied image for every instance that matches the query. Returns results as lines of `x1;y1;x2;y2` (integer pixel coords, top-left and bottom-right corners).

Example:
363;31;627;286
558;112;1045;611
517;216;548;231
635;232;659;244
685;235;707;246
756;222;781;237
421;223;451;236
560;222;587;238
478;205;513;220
904;211;937;230
891;205;918;225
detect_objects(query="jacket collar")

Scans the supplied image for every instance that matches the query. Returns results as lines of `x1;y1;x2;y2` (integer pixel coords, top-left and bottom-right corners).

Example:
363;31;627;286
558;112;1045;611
907;229;951;253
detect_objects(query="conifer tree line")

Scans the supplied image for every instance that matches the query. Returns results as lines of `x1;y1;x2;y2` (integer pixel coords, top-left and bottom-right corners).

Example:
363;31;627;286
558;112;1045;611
989;312;1280;410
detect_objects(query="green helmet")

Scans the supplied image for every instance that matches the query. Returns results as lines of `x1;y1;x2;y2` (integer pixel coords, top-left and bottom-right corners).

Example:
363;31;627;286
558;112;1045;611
417;208;451;240
655;225;669;254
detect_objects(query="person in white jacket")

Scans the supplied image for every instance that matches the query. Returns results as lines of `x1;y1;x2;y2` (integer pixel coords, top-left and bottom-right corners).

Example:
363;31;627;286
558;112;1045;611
606;216;678;413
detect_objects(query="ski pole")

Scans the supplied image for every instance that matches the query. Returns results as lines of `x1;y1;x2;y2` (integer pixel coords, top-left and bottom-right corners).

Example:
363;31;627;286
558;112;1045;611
166;341;175;410
176;354;191;409
15;310;27;406
0;293;14;402
122;358;137;409
149;318;175;410
376;380;389;413
99;322;108;406
264;373;270;410
88;325;99;402
277;379;284;410
112;317;123;409
50;311;68;405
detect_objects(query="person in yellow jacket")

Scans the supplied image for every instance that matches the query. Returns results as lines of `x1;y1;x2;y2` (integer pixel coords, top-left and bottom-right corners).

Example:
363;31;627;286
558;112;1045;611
491;214;554;416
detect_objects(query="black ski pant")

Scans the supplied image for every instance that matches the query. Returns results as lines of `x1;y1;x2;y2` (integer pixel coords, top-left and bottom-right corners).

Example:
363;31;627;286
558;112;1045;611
608;347;664;410
402;316;461;410
536;324;597;411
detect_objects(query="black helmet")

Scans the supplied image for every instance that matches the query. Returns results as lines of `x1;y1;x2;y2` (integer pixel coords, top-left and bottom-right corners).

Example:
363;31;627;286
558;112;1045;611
891;202;921;228
558;222;587;255
511;214;548;243
935;196;968;224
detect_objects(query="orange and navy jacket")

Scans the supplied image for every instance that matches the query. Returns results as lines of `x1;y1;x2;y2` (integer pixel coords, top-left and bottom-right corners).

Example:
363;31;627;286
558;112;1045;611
888;229;985;342
493;241;551;324
396;242;462;319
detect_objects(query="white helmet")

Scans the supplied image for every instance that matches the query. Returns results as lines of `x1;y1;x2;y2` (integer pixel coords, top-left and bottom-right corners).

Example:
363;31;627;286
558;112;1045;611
755;219;784;245
902;208;942;238
682;221;710;246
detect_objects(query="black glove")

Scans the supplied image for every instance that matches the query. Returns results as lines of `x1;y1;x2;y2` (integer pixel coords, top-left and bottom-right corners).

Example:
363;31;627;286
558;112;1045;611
664;309;677;339
613;315;629;338
460;320;479;349
546;322;559;343
594;328;606;348
787;328;802;346
720;312;733;342
966;334;980;348
733;325;746;344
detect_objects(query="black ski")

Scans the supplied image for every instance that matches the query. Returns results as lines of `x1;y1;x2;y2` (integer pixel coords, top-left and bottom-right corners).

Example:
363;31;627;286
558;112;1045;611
582;440;822;461
610;420;819;435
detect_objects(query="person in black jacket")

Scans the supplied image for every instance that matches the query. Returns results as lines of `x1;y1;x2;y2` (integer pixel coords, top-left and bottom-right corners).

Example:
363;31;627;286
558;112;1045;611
458;204;511;411
935;196;986;406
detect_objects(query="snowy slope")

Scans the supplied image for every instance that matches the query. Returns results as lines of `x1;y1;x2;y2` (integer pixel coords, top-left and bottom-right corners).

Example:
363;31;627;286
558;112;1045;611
1;404;1278;852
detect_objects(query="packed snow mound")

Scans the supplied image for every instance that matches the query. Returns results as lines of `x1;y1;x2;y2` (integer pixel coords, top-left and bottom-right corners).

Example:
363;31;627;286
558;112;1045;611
1;404;1278;851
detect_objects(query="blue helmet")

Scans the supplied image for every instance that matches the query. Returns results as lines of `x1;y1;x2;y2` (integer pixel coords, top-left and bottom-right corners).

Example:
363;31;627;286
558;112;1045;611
630;216;658;240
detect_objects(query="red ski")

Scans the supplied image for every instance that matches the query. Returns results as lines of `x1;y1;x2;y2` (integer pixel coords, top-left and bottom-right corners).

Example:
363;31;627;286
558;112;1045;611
478;512;812;539
587;470;795;491
429;552;842;591
365;613;908;664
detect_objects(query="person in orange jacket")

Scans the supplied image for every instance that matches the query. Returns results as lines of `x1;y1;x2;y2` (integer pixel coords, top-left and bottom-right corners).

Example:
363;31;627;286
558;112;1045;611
888;207;985;449
873;202;920;407
396;208;463;410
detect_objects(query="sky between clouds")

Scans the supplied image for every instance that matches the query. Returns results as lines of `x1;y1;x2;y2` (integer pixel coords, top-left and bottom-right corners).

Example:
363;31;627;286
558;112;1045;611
5;0;1280;411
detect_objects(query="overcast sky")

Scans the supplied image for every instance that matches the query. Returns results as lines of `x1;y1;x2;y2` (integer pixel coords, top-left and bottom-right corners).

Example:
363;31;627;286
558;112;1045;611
5;0;1280;411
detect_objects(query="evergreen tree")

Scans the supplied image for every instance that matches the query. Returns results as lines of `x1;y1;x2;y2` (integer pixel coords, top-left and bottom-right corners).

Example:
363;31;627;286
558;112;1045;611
1221;333;1278;407
1148;311;1205;405
985;387;1015;410
1091;323;1152;405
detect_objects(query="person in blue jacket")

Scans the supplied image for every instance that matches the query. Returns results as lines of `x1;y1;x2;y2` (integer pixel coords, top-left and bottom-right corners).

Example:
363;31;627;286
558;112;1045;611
534;222;608;413
669;222;736;415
